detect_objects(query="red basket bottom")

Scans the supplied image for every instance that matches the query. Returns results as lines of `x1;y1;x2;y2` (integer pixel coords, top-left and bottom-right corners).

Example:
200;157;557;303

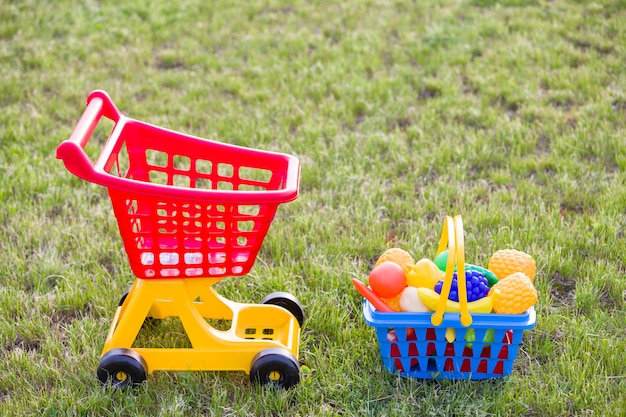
107;188;281;279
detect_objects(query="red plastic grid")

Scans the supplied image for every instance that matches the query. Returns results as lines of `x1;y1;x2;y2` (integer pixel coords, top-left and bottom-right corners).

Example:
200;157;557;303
104;122;292;279
57;91;300;280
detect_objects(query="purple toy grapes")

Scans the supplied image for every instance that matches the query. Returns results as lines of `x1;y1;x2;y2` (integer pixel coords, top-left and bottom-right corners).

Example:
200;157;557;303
434;270;489;302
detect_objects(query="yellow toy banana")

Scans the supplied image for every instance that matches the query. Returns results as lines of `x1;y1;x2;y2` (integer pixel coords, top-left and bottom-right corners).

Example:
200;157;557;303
417;287;496;314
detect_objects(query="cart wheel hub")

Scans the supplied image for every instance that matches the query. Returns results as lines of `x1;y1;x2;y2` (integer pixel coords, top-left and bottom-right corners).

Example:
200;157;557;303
115;371;128;382
268;371;281;382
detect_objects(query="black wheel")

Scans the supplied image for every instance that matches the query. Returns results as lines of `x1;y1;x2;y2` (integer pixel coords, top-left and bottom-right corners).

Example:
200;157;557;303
97;348;148;389
249;348;301;389
118;287;132;306
260;292;305;327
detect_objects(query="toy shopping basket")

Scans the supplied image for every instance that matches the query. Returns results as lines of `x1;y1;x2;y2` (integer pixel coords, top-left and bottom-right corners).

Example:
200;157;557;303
362;216;536;380
56;90;300;280
57;90;304;389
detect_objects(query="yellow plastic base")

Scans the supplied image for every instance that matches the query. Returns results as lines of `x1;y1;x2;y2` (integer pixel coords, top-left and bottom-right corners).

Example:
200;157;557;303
102;278;301;375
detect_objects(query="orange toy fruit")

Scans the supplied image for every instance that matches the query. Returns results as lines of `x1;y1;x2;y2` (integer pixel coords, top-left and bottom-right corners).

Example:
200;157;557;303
488;249;537;281
375;248;415;275
489;272;537;314
368;261;407;299
382;294;402;312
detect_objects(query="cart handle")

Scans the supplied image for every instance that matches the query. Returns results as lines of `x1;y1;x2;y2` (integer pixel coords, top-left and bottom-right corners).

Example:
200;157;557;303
56;90;121;181
57;91;300;204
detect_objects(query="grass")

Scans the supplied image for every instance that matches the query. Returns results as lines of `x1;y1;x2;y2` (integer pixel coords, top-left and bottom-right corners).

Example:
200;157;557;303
1;0;625;415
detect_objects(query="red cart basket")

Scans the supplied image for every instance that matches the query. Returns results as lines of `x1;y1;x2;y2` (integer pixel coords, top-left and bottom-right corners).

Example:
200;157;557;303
57;90;304;389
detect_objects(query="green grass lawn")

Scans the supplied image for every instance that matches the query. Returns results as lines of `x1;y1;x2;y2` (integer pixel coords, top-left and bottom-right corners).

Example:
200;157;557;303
1;0;625;415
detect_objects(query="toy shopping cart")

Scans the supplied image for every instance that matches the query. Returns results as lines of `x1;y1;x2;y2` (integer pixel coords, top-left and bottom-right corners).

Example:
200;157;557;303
362;216;536;380
56;90;304;389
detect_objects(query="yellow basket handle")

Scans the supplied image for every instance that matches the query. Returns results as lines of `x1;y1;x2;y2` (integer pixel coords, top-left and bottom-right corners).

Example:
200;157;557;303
431;215;472;327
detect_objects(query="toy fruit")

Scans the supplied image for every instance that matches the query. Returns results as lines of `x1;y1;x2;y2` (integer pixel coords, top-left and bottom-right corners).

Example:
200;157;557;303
445;328;456;343
368;261;407;299
488;272;537;314
387;330;399;342
352;278;394;312
488;249;536;281
399;286;432;312
417;287;495;314
483;329;495;343
432;252;497;287
383;294;402;312
434;250;448;271
464;328;476;345
434;270;489;302
406;258;444;290
465;264;499;287
375;248;415;274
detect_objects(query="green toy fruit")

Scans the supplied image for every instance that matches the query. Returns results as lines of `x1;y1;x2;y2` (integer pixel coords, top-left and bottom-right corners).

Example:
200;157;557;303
434;250;448;271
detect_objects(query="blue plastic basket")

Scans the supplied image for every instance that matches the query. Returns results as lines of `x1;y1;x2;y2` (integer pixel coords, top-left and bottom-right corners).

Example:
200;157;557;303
362;300;536;380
